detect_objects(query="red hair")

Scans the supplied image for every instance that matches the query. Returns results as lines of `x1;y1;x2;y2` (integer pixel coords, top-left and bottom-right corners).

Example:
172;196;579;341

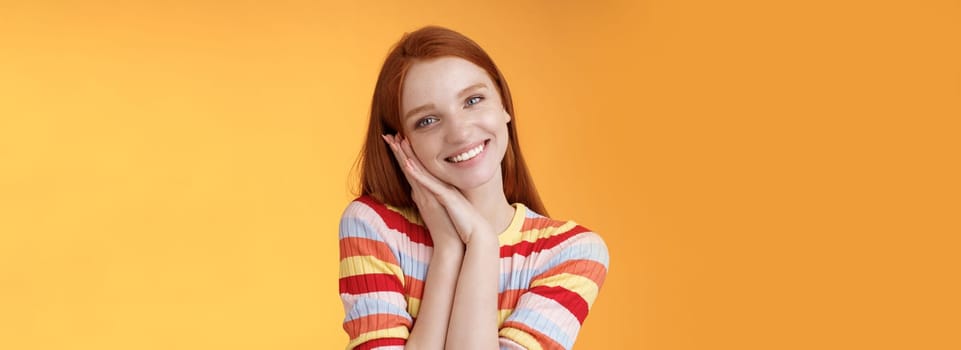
353;25;548;216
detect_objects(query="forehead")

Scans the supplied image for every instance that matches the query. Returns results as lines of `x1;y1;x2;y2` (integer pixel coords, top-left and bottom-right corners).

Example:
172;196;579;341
401;56;493;109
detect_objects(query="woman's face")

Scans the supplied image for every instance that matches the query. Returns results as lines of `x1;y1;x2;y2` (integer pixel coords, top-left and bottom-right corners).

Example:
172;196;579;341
399;56;511;191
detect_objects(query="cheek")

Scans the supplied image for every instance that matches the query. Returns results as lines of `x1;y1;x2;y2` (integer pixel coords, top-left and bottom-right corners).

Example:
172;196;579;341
409;140;435;164
488;116;510;138
480;110;509;130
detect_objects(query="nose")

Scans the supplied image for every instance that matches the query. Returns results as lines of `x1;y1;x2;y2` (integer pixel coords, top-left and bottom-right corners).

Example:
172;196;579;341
443;110;471;144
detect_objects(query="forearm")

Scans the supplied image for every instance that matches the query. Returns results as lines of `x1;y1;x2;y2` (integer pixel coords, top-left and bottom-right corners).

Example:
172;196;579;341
446;235;500;349
405;243;463;350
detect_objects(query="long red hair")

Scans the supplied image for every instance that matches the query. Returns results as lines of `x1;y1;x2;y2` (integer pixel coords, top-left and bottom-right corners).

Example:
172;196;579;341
353;25;548;216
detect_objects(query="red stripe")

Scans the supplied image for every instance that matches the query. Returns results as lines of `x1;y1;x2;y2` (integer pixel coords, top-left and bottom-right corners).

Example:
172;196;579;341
340;237;397;264
356;196;433;246
530;285;590;324
520;217;565;231
403;275;425;300
339;273;404;294
498;289;525;310
500;224;591;258
355;337;406;350
534;259;608;287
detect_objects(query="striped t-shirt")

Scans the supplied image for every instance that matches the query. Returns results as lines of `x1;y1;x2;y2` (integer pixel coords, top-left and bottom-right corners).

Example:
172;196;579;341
338;195;609;350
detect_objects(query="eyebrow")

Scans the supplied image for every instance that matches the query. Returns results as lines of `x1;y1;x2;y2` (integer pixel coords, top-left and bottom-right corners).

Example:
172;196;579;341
403;83;489;121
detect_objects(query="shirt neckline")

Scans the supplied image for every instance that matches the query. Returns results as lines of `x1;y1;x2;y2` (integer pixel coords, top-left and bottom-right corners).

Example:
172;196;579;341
497;203;527;245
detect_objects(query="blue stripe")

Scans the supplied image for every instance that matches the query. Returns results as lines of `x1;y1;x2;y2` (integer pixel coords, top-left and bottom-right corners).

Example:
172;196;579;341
498;235;608;292
344;296;412;322
339;214;386;242
526;210;544;219
396;250;427;282
543;240;610;270
505;306;575;349
499;268;539;291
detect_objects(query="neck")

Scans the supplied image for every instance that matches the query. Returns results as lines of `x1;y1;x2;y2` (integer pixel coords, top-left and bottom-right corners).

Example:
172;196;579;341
460;167;516;238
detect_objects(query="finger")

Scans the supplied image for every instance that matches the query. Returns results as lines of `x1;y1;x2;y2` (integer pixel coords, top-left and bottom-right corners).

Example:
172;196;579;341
384;135;437;206
382;134;408;165
382;134;415;179
402;159;471;218
394;136;438;196
399;137;419;164
397;138;444;192
396;139;485;241
400;138;440;182
403;157;462;204
383;134;424;194
403;158;479;239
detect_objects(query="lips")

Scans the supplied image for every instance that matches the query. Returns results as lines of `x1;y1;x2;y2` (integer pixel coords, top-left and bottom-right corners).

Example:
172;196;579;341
445;140;489;163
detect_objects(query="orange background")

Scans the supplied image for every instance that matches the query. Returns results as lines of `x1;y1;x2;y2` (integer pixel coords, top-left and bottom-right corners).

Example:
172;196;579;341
1;0;959;349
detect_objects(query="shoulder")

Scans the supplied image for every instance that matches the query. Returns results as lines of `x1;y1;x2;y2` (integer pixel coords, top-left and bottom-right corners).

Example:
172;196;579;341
339;195;430;245
342;195;422;224
340;195;384;221
519;208;610;269
340;195;414;225
549;222;610;270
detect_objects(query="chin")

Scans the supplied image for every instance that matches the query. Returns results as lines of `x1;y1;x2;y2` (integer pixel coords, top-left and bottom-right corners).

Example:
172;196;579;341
445;166;500;191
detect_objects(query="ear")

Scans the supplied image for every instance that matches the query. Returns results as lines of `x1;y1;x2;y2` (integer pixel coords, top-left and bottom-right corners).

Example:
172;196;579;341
503;109;512;123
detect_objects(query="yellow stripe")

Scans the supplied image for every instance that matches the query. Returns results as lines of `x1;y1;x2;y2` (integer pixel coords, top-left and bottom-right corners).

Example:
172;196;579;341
347;326;410;350
502;220;579;246
497;308;513;325
499;327;544;350
339;256;404;282
407;296;421;317
497;203;528;245
530;273;599;304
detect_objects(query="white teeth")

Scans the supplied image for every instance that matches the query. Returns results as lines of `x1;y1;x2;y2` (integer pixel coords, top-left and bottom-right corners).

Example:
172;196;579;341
448;143;485;163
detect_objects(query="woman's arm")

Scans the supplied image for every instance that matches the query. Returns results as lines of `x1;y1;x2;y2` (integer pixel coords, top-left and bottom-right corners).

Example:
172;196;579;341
404;241;463;350
445;233;501;349
498;230;610;350
384;135;464;350
394;137;503;349
338;201;414;349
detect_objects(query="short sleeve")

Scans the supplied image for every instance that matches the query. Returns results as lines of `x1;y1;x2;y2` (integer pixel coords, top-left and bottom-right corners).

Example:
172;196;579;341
339;200;412;350
498;231;610;350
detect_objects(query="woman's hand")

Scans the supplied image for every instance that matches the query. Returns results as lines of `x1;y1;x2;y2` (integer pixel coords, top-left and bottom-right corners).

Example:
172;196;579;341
382;134;467;350
385;135;501;350
391;137;494;245
382;134;463;250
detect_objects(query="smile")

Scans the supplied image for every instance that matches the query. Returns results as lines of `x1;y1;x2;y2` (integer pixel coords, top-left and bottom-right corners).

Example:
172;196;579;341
445;140;488;163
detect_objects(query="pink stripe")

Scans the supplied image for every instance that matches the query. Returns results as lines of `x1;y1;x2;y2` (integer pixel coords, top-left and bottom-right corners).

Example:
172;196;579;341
340;291;407;313
515;292;581;340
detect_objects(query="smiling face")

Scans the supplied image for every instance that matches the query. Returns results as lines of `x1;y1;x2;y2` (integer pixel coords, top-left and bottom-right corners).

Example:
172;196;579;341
399;56;512;191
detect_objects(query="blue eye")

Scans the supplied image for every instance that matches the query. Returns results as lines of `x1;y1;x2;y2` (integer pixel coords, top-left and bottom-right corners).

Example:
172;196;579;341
466;96;483;106
416;116;438;128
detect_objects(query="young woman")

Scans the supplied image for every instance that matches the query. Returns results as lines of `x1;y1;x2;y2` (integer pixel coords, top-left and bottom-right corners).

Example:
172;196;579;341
339;26;609;350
